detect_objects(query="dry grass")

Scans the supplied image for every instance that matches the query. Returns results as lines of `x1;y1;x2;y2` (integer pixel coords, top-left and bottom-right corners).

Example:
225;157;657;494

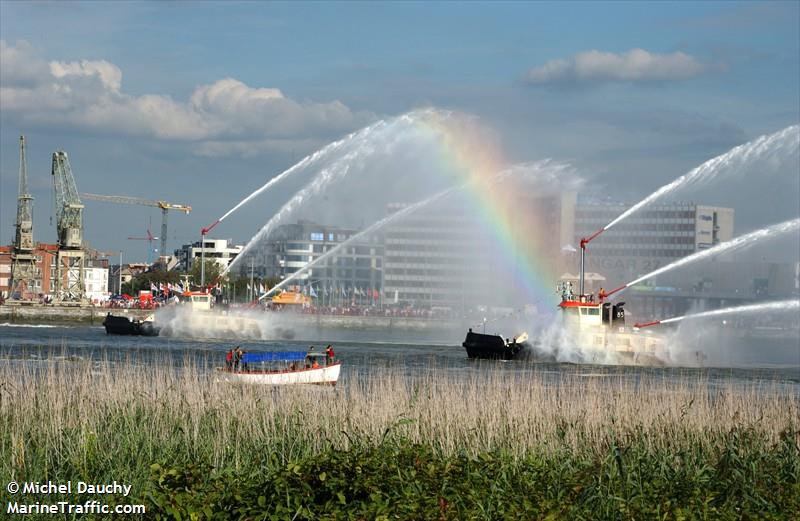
2;353;797;481
4;353;798;518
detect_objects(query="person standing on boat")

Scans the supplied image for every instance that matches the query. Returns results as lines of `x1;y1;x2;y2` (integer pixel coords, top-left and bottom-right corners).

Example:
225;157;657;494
306;346;315;368
325;345;335;365
233;346;242;371
225;349;233;370
235;347;245;371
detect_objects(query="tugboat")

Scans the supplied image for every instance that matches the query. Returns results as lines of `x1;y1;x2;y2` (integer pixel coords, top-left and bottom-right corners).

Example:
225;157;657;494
459;227;666;364
157;291;289;340
548;232;666;364
102;313;160;336
463;329;529;360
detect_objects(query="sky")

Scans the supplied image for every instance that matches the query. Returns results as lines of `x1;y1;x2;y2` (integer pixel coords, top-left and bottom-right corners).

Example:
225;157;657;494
1;0;798;262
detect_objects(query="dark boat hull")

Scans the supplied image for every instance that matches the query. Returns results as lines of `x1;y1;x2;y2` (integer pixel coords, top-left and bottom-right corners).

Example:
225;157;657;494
102;314;160;336
462;331;524;360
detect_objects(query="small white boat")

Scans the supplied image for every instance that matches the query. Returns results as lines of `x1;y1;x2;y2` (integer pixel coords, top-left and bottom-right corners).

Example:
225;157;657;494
218;351;341;386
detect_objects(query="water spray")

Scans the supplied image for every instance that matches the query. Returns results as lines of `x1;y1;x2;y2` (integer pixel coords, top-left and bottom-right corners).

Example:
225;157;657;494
258;187;459;300
254;160;571;300
608;217;800;300
604;125;798;232
575;125;799;300
634;299;800;329
225;109;455;275
195;120;400;286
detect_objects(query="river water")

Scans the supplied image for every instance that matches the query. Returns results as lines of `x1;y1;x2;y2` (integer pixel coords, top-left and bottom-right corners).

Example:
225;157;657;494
1;323;798;394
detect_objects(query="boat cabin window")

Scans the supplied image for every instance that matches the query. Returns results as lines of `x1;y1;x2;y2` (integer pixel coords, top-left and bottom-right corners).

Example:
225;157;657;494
563;308;579;316
586;308;600;316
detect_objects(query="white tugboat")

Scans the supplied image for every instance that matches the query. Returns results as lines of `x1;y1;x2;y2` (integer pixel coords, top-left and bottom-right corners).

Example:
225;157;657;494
554;281;664;364
157;291;296;340
551;231;667;365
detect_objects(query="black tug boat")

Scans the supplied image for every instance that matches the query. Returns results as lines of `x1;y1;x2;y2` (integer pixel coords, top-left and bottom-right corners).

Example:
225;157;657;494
462;329;527;360
102;313;160;336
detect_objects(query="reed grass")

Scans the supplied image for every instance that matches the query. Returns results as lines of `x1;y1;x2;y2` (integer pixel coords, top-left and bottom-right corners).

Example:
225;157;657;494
1;351;798;518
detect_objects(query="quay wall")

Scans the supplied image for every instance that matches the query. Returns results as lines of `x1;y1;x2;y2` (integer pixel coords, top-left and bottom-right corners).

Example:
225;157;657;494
0;305;464;332
0;305;151;325
281;314;463;331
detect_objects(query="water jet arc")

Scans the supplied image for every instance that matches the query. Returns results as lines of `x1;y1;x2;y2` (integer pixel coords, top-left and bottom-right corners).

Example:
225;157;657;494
634;299;799;329
608;218;800;301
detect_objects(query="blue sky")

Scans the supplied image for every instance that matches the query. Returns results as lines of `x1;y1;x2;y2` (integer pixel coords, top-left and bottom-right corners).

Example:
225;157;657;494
1;1;798;259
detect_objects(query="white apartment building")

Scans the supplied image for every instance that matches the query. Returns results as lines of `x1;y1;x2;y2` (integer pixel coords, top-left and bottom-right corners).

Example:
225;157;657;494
175;239;243;271
84;266;109;302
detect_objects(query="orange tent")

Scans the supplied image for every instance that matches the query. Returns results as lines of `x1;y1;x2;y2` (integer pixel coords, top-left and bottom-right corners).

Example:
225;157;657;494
271;291;312;305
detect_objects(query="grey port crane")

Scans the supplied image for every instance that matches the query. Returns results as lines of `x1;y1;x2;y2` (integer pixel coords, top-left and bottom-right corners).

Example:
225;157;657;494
52;150;86;302
79;193;191;258
9;135;38;300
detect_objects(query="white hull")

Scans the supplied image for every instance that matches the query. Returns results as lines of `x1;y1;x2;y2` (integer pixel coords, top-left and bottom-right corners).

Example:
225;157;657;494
571;326;668;365
218;362;341;386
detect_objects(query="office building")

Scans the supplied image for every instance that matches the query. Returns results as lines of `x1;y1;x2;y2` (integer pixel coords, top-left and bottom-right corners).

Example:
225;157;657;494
383;191;575;309
574;203;734;289
256;220;383;296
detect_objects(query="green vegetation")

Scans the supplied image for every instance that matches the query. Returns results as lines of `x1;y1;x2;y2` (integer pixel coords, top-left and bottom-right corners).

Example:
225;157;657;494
188;259;222;288
2;356;798;519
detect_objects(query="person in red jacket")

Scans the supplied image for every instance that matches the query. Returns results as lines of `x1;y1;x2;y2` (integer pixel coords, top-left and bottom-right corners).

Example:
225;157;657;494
325;345;335;365
225;349;233;370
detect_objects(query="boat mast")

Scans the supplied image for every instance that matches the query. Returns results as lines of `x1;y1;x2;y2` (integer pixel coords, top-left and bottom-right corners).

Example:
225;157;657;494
579;228;603;297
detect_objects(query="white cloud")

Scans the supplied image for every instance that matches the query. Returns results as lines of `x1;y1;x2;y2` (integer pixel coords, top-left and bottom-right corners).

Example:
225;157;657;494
525;49;708;85
0;40;51;86
50;59;122;92
0;40;374;153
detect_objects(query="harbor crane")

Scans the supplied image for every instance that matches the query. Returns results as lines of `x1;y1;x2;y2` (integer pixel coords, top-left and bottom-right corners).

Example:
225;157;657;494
80;193;191;258
9;135;38;301
52;150;86;302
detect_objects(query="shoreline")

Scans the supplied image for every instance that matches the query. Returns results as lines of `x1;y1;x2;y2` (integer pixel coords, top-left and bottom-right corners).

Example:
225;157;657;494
0;304;152;326
0;304;466;331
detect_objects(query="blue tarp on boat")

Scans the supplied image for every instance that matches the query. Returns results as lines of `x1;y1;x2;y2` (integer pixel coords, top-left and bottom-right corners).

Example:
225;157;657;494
241;351;307;363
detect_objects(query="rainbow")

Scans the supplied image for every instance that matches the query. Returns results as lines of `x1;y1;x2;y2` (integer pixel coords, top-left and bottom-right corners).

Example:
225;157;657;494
409;112;564;310
219;109;566;310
